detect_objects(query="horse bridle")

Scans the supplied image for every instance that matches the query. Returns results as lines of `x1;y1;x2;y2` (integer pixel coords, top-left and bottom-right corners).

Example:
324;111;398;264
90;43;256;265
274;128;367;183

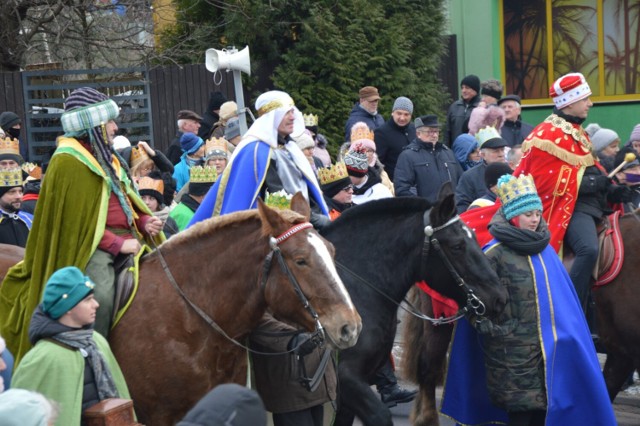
422;209;487;318
154;221;325;356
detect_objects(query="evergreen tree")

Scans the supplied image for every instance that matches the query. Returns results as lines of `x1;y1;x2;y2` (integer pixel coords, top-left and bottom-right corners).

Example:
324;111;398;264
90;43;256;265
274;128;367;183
158;0;448;156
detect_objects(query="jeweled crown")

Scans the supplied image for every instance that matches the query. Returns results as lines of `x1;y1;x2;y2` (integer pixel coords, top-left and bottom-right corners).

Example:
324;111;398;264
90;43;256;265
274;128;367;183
137;176;164;194
130;145;151;169
350;125;374;142
189;165;217;183
265;189;293;210
496;174;536;204
0;137;20;156
21;162;42;180
0;168;23;188
318;162;349;186
303;113;319;127
205;137;229;157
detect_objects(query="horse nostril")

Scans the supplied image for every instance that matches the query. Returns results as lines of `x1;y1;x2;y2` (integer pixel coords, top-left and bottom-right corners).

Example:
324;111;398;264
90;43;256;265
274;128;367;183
340;323;357;344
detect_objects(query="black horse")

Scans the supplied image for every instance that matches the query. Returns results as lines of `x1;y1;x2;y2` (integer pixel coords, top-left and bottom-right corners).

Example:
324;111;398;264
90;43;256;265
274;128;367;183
320;185;507;426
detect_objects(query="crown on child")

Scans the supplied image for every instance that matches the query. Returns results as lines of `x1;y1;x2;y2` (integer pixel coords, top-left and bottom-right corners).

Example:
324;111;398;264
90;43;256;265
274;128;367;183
318;162;349;186
21;162;42;180
0;168;23;188
0;137;20;156
205;137;229;157
265;189;293;210
130;145;151;169
137;176;164;194
350;126;374;142
189;165;217;183
303;113;319;127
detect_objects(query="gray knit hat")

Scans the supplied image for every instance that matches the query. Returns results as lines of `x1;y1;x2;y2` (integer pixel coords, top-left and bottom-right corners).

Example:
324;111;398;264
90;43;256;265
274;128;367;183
392;97;414;114
588;124;619;153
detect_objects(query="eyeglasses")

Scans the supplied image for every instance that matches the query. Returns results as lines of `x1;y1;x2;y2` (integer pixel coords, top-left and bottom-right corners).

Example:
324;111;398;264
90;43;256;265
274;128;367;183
419;129;440;135
341;184;354;192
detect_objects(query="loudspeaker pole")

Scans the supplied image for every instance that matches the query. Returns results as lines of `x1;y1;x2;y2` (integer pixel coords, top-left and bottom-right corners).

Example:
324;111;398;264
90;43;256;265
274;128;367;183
232;69;248;134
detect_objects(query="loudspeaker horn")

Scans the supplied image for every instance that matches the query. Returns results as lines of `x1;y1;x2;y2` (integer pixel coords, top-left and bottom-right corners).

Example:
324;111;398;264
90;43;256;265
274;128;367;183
205;46;251;76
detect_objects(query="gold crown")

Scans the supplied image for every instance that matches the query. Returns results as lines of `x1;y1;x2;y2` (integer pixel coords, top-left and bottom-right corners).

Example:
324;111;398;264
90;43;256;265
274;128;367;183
189;165;217;183
318;162;349;186
205;137;229;157
350;125;374;142
303;113;319;127
0;168;23;188
0;137;20;157
264;189;293;210
130;145;151;169
496;174;540;207
137;176;164;194
21;162;42;180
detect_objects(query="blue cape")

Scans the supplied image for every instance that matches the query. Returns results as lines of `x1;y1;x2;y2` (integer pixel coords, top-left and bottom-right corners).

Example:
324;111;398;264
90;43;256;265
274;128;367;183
188;140;328;226
441;242;616;426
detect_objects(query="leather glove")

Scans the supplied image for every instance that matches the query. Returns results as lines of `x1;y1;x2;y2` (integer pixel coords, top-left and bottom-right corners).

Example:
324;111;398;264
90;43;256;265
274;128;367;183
607;184;633;203
288;332;320;357
579;173;610;195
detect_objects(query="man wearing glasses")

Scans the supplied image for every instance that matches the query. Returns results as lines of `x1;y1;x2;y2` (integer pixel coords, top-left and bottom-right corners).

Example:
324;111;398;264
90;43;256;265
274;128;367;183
344;86;385;142
394;115;463;204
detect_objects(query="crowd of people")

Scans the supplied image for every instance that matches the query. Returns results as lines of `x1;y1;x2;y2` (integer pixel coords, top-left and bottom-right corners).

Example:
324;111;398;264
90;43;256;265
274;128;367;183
0;71;638;425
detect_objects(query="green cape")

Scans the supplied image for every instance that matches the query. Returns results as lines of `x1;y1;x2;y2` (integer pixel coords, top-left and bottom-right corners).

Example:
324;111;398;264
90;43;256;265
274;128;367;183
12;331;131;426
0;137;163;364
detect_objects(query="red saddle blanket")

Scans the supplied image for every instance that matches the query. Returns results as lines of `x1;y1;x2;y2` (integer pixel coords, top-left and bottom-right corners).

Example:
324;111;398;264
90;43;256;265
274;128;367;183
593;211;624;288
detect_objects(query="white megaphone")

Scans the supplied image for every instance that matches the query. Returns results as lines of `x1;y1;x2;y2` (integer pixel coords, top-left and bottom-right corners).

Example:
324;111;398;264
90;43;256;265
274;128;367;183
205;46;251;76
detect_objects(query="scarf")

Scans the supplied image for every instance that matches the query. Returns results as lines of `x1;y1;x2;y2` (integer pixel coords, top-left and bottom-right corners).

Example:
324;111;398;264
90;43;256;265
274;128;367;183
53;329;119;400
488;209;550;255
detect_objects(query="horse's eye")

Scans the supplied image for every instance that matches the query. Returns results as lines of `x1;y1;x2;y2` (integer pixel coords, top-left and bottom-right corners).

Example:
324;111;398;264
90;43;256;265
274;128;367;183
295;258;307;266
452;244;464;251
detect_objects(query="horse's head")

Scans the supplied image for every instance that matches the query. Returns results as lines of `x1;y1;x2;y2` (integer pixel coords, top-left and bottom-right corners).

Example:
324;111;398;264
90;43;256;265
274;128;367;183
423;183;507;319
256;193;362;350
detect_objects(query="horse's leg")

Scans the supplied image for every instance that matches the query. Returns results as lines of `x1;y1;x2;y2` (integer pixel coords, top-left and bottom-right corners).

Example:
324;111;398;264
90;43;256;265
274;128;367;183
412;322;452;426
336;369;392;426
603;352;635;401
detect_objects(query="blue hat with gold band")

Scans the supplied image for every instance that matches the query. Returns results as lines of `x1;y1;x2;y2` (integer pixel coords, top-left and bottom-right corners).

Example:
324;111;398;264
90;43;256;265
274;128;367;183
42;266;95;320
496;174;543;220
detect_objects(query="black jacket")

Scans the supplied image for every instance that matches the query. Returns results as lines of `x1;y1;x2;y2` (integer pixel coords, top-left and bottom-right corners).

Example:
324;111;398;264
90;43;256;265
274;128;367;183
394;139;463;204
501;118;534;147
455;162;488;213
444;94;481;147
344;103;385;141
374;118;416;181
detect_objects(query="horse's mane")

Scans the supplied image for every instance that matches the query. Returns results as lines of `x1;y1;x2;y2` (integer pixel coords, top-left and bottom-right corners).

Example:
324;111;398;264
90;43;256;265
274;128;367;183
160;208;307;251
329;197;431;229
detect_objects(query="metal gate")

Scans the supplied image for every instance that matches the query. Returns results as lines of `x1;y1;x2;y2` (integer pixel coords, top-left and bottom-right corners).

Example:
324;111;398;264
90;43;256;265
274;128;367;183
22;67;153;162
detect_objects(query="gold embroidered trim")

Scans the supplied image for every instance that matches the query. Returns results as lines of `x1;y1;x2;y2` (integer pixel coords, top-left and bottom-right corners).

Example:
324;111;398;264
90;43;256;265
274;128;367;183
545;114;593;152
257;98;294;117
522;137;595;167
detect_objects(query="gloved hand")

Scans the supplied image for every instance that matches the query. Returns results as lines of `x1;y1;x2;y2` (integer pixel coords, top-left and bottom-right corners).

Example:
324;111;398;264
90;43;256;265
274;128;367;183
310;212;331;231
607;184;634;203
288;332;320;357
579;173;610;195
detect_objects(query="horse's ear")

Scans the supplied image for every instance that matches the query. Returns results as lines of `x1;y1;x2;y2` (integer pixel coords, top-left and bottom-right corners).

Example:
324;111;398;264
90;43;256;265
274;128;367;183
290;192;311;221
257;197;287;235
430;183;457;225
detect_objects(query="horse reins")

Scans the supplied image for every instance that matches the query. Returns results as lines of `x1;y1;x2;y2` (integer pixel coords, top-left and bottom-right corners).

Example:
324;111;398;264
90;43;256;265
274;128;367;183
335;209;487;325
422;210;487;318
153;221;325;356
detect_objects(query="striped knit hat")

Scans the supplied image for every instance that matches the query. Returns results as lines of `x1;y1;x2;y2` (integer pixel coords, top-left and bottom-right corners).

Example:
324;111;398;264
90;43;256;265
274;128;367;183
62;87;119;133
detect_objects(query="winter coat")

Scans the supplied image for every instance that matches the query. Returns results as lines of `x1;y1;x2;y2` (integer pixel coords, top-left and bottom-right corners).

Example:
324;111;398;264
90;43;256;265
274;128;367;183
477;210;549;412
455;162;488;213
249;313;337;413
166;132;183;165
500;118;534;147
344;103;385;141
394;139;463;204
374;118;416;181
444;94;481;147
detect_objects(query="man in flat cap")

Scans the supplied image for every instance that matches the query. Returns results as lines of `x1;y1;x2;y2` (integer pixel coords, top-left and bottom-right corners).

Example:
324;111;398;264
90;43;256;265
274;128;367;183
166;110;203;165
344;86;385;142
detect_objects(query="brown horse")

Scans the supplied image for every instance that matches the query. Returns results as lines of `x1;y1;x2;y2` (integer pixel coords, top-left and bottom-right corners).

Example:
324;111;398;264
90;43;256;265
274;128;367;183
402;212;640;425
1;195;361;425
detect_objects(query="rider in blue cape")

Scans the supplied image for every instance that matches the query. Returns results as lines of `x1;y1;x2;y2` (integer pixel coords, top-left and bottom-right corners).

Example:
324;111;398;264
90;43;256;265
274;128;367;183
188;90;328;226
441;173;615;426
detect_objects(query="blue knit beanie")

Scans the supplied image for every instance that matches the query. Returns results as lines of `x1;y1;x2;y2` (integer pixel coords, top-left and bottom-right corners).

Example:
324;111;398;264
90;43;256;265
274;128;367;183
180;133;204;155
42;266;95;320
496;174;543;220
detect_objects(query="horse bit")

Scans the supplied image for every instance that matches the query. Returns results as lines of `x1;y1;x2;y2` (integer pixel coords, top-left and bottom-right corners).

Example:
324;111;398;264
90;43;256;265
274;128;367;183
421;209;487;320
155;222;325;356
